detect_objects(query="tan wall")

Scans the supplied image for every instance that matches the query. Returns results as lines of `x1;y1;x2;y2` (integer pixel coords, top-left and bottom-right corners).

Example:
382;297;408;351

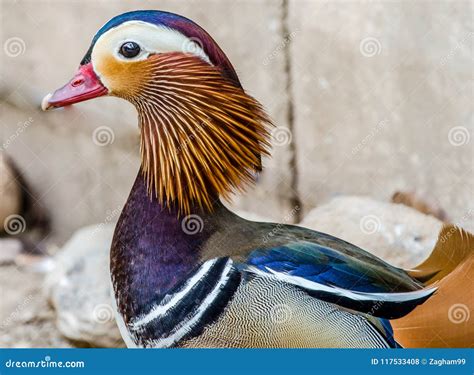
1;0;472;243
289;0;473;228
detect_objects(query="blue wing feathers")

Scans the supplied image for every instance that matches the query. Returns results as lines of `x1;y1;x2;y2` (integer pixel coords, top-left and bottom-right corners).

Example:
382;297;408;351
247;243;398;293
243;241;434;320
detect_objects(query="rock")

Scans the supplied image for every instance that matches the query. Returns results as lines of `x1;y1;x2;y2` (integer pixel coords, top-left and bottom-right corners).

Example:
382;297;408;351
44;224;124;347
0;264;71;348
0;238;22;264
0;155;50;257
0;154;22;233
15;254;55;273
391;191;447;222
300;196;443;268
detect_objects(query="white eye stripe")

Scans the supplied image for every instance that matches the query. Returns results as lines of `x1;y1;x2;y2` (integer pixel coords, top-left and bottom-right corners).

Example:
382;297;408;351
92;20;212;66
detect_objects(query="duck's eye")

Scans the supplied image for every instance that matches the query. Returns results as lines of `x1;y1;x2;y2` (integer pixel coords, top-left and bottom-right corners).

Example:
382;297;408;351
119;42;141;58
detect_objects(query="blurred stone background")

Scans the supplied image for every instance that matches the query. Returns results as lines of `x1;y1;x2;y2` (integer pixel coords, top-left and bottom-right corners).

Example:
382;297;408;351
0;0;472;347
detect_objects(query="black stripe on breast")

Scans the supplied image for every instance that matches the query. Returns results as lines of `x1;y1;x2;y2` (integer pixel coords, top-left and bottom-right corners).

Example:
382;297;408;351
178;265;241;344
131;258;240;347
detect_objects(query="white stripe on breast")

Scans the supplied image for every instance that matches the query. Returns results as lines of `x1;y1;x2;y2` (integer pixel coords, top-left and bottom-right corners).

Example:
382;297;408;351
130;258;218;329
150;258;234;348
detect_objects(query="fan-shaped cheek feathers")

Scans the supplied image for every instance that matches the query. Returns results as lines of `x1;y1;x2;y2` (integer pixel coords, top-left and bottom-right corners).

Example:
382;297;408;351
92;54;151;98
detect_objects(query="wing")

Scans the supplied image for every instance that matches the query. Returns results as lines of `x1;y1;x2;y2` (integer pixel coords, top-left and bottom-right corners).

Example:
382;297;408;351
239;237;435;320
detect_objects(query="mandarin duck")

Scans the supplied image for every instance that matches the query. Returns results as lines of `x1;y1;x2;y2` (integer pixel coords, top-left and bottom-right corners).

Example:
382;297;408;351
42;10;473;348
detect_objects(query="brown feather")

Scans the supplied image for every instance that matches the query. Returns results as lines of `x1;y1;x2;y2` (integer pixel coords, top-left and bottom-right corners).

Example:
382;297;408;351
393;257;473;347
393;224;474;347
112;53;272;214
408;224;473;284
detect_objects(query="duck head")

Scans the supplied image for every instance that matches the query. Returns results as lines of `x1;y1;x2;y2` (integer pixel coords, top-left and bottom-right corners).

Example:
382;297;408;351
42;10;272;214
